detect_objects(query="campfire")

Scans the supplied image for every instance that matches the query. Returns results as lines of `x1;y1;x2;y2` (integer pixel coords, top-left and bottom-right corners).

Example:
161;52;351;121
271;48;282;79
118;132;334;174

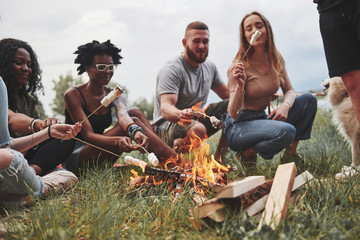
126;132;236;196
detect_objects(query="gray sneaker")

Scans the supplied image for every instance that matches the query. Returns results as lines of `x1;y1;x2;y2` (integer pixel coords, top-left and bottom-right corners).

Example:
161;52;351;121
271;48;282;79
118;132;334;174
41;169;78;196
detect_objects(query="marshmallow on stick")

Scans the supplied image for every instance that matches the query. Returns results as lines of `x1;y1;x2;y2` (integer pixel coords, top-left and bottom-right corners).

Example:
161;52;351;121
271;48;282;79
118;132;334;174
101;85;124;107
148;153;159;167
241;30;262;62
249;30;262;45
124;156;148;169
79;85;124;125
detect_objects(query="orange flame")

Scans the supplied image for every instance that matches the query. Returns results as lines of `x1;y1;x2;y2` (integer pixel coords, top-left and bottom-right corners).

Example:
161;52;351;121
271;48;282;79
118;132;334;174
163;131;231;195
191;101;210;119
151;176;164;186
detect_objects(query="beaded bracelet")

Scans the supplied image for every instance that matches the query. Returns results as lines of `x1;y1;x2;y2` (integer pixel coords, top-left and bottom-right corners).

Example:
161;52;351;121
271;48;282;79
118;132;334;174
126;123;145;140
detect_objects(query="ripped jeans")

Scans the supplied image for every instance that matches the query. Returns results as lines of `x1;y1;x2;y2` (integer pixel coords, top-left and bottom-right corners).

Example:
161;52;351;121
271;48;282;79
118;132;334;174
0;148;44;208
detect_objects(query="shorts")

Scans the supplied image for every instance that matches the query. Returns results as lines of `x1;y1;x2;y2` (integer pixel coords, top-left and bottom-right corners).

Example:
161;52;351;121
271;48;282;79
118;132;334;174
319;0;360;77
153;99;229;147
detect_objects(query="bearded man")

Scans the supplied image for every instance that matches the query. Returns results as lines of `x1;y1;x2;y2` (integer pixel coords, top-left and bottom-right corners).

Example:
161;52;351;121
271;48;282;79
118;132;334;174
153;21;229;157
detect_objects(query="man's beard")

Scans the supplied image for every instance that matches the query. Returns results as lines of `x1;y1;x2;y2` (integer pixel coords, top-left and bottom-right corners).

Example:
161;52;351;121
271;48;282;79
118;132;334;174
186;46;208;64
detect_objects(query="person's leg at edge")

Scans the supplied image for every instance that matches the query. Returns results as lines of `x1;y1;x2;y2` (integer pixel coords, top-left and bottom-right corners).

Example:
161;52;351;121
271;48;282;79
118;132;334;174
0;149;43;208
281;93;317;165
342;69;360;123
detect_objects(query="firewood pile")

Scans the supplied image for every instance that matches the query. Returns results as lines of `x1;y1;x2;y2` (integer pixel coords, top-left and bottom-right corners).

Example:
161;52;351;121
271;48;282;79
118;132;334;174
190;162;314;230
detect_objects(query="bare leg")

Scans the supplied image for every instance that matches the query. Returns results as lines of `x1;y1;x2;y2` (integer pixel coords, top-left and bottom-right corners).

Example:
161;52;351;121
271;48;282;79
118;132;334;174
173;123;207;154
127;107;154;131
283;140;299;157
133;118;178;163
0;149;13;170
342;69;360;122
29;164;42;175
78;124;126;167
214;132;228;162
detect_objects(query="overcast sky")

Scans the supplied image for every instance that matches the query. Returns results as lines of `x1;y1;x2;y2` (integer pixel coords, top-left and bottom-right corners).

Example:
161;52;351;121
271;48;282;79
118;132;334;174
0;0;328;115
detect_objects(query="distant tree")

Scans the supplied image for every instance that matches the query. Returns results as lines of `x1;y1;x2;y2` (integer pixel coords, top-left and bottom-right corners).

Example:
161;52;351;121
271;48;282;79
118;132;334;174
51;72;83;116
37;100;48;119
132;97;154;121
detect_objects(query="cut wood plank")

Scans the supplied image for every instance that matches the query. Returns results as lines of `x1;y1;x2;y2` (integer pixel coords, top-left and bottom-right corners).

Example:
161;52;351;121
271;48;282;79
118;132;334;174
258;162;297;230
215;176;265;199
245;170;313;217
292;170;314;191
191;198;225;219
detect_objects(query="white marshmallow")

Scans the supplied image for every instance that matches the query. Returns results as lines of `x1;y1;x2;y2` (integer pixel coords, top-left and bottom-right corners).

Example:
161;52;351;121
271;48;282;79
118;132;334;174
250;30;262;45
147;153;159;166
100;97;112;107
124;155;147;169
100;85;124;107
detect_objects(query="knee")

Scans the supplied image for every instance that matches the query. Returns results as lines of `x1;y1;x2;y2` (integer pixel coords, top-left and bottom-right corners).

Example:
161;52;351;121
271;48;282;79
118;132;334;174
301;93;317;111
188;123;207;138
0;149;14;170
283;125;296;142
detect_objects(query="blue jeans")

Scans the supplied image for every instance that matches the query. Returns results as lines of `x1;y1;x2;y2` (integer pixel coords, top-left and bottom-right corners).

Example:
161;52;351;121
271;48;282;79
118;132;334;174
223;93;317;159
0;77;44;208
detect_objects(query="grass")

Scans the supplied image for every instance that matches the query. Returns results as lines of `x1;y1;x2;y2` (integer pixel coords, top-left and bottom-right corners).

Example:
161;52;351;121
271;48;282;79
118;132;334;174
1;108;360;239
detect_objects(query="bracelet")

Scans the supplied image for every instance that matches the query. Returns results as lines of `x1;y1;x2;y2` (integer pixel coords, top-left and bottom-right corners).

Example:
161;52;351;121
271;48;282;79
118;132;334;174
48;125;53;139
28;119;38;133
126;123;145;140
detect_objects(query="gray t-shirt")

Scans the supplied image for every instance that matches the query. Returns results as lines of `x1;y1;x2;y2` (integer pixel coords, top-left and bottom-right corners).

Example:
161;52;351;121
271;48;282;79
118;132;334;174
153;55;223;124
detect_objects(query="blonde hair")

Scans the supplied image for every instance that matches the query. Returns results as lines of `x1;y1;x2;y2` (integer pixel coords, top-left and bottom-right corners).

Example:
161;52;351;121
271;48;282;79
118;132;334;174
234;11;284;79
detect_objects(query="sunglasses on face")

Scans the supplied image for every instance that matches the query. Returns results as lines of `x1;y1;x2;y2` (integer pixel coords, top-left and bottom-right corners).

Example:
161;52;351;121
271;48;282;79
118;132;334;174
93;64;117;71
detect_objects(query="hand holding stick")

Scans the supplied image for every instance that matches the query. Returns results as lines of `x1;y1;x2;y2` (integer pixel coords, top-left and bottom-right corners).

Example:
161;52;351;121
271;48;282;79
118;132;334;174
194;111;223;129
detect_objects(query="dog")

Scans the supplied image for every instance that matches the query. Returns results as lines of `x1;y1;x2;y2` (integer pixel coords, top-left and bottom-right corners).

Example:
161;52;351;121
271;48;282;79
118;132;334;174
322;77;360;180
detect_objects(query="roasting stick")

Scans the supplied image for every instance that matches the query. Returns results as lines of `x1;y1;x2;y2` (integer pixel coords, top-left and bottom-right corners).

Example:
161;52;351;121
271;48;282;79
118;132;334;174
62;86;124;142
194;111;211;119
73;137;122;158
125;155;223;186
80;85;124;124
240;30;262;62
138;146;159;167
193;111;222;129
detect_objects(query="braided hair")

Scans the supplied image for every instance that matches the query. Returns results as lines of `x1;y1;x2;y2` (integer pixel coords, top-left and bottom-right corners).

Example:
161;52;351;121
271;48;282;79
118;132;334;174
74;40;123;75
0;38;43;110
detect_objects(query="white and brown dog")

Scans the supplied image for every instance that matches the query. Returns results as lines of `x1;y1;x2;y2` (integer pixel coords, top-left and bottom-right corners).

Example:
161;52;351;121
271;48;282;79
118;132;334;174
322;77;360;180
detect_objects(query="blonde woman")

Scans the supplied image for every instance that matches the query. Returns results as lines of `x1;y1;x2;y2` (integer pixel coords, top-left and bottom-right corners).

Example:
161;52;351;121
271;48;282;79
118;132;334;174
223;12;317;168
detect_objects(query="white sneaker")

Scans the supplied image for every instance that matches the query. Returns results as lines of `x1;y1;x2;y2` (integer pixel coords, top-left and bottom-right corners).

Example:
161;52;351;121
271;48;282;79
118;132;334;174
335;166;360;181
41;169;78;196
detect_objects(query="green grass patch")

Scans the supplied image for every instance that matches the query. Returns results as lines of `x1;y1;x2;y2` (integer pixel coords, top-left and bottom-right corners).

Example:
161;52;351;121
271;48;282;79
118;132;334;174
2;108;360;239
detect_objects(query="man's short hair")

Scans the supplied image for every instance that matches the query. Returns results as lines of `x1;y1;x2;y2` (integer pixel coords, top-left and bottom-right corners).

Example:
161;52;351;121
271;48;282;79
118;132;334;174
185;21;209;38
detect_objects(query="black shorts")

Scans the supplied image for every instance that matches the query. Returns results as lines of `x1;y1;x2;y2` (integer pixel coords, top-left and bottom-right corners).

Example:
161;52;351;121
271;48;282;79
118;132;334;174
319;0;360;77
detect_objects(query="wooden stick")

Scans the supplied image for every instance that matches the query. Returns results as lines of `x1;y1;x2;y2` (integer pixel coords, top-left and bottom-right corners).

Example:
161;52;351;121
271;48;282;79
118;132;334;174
139;145;149;154
73;137;122;158
194;111;211;119
240;46;251;62
79;104;103;124
258;162;297;230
